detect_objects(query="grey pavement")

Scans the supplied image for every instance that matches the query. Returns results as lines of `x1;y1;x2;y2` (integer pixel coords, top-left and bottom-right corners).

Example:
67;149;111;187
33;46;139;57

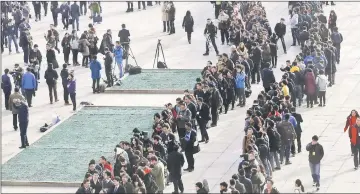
2;1;360;193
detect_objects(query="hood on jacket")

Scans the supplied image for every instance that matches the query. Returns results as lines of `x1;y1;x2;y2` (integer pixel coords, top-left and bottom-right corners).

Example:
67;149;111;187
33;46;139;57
47;63;53;70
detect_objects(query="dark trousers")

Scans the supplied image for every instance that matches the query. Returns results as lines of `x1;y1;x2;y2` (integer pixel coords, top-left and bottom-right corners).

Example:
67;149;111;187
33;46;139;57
19;122;29;147
82;55;89;66
138;1;146;9
15;22;20;38
205;36;219;54
306;94;315;107
211;106;218;125
177;127;185;139
185;151;194;169
105;69;113;86
63;83;69;103
163;21;170;32
70;93;76;111
24;89;34;106
13;114;18;130
353;144;360;168
169;19;175;34
318;91;326;105
80;1;87;15
214;4;221;19
186;31;192;42
264;87;271;93
291;28;299;45
271;55;277;67
198;119;209;141
42;2;48;16
220;29;229;44
61;15;69;29
291;132;302;154
328;73;335;85
334;44;340;63
92;78;100;92
173;177;184;193
52;11;58;26
251;67;261;83
34;6;41;20
72;49;79;65
23;46;29;64
48;83;58;103
127;2;134;9
4;91;10;109
277;36;286;53
63;48;70;64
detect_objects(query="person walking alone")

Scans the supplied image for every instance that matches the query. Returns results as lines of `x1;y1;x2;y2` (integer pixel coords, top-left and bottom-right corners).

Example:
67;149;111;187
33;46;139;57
344;110;360;156
306;135;324;191
182;10;194;44
90;55;102;93
70;1;80;31
44;63;59;104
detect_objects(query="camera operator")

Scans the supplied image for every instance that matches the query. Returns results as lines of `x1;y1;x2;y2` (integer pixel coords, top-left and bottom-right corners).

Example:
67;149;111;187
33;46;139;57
10;64;24;88
118;24;130;54
203;18;219;56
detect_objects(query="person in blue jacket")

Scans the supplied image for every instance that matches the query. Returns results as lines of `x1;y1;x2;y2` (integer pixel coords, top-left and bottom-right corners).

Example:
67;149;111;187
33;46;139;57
235;64;246;107
21;67;36;107
90;55;102;93
2;68;12;110
13;99;29;149
113;41;124;78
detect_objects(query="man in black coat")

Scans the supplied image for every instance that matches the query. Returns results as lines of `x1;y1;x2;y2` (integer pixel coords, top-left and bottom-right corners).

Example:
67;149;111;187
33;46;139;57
167;144;185;194
274;18;287;53
250;43;262;84
44;63;59;104
196;97;210;143
238;169;253;193
324;44;336;86
261;62;276;93
14;99;29;149
75;179;92;194
111;176;127;194
50;1;59;27
183;122;197;172
60;64;70;105
104;47;114;87
203;18;219;56
299;27;310;49
209;83;222;127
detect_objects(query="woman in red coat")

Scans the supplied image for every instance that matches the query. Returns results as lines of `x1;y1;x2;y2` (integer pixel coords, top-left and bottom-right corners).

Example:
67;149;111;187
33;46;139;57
304;69;316;108
344;110;360;156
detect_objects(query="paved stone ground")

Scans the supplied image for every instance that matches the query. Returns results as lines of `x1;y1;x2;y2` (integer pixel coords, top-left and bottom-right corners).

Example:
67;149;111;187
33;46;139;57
3;1;360;193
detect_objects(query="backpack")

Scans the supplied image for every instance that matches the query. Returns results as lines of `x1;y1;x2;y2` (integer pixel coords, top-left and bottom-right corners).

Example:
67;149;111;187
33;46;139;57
78;42;85;52
272;129;282;147
332;33;343;44
282;122;295;140
258;144;269;159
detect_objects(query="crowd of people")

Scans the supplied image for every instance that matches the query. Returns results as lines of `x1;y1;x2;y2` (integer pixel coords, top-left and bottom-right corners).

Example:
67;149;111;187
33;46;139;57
0;1;352;194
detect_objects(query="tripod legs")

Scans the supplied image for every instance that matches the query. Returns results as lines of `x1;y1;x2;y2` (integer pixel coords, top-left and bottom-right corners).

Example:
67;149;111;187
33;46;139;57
153;42;166;68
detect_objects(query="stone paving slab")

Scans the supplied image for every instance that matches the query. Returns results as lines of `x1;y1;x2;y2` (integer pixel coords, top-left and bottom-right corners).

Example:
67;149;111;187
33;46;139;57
106;69;201;94
2;106;162;184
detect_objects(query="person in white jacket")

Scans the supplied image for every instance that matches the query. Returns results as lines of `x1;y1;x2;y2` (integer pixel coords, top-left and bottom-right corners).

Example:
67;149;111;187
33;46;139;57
289;9;299;46
316;69;328;107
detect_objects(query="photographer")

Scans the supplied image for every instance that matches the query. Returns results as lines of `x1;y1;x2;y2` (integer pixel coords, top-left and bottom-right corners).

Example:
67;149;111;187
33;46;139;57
10;64;23;88
203;18;219;56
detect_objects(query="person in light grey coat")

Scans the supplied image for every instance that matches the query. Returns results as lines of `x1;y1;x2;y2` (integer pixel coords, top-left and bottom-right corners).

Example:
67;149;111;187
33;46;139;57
161;2;169;32
315;69;328;106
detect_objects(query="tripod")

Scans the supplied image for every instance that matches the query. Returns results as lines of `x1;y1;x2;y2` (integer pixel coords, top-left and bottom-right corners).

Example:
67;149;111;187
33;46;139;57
153;39;167;68
122;42;139;73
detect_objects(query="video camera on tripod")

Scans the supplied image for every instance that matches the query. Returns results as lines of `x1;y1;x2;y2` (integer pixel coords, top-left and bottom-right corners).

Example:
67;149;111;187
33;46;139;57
153;39;168;69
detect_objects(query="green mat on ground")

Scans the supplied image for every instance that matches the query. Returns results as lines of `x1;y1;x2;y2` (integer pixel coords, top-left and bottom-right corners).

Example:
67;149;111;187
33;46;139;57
111;69;201;90
1;106;162;183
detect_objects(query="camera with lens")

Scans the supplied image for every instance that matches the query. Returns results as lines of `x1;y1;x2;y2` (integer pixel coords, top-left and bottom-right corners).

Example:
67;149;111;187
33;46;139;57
132;128;149;141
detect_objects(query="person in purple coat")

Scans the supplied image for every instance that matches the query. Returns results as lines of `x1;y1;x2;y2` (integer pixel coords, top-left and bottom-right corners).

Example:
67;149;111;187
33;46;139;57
89;55;102;93
67;73;76;111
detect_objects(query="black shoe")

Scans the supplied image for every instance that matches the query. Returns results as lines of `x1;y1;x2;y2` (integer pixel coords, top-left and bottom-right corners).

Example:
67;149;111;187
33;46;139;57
355;167;358;170
26;143;29;146
285;160;292;165
19;146;26;149
188;168;194;172
203;53;209;56
199;140;206;143
205;140;209;143
14;128;18;131
319;104;323;107
210;123;217;127
275;167;281;170
183;168;190;171
291;44;296;46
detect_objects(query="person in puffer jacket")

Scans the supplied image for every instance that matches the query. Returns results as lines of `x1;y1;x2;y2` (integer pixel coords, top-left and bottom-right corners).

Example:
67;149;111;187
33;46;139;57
315;70;328;107
113;41;124;78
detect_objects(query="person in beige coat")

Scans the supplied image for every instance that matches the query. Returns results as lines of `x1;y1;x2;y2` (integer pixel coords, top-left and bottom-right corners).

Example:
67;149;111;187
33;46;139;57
150;156;165;193
162;2;170;32
8;87;25;131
